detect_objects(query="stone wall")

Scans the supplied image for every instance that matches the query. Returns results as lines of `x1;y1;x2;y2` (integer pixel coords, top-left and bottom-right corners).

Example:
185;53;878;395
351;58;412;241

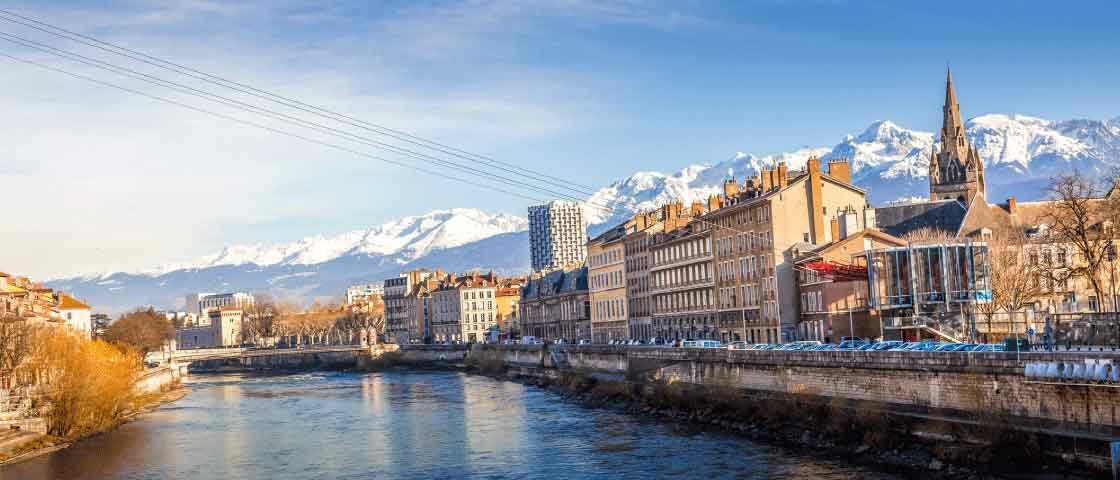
448;345;1120;434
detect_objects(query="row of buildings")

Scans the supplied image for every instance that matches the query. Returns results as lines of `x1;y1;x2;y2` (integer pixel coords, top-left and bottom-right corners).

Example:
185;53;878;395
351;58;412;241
515;72;1117;345
383;270;524;344
0;271;92;337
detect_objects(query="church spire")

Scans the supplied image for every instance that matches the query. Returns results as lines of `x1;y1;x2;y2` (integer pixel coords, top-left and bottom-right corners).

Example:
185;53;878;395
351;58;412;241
929;69;985;204
942;68;963;140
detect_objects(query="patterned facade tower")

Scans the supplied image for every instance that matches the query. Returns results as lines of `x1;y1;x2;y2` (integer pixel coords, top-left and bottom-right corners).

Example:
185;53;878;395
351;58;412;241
929;70;985;204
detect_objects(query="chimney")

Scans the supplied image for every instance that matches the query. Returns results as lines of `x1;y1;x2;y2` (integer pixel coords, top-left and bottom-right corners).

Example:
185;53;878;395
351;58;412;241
863;205;877;230
807;156;821;175
760;169;772;191
633;212;648;230
708;194;721;212
1007;196;1018;216
690;201;704;217
827;159;851;183
723;178;740;198
777;162;789;188
830;217;840;244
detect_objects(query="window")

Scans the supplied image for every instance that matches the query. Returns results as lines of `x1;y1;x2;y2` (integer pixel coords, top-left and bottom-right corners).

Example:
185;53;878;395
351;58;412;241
803;233;810;242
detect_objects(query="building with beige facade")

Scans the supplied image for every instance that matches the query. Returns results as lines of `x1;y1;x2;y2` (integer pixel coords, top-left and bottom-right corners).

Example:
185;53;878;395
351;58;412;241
588;224;628;343
623;211;662;341
701;156;869;343
649;202;717;341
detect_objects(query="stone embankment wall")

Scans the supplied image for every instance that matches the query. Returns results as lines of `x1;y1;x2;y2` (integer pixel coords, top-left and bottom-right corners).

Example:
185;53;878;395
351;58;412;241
452;344;1120;433
393;344;470;364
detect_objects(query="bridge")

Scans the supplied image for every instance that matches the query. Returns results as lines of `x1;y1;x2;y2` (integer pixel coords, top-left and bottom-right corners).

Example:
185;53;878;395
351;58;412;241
146;345;381;373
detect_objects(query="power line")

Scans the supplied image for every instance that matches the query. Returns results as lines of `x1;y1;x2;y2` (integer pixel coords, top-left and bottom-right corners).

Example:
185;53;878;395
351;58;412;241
0;8;599;197
0;51;553;206
0;30;605;210
0;19;777;239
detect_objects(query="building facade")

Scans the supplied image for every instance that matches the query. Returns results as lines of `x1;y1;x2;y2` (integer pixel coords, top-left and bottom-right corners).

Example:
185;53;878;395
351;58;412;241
794;229;905;342
177;306;244;348
346;283;384;306
196;292;254;321
519;266;590;342
623;212;662;341
649;204;717;342
384;269;436;344
528;201;587;272
703;157;868;344
588;225;628;343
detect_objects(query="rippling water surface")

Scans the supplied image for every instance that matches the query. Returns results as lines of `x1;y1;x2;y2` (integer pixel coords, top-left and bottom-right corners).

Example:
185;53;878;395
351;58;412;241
1;371;904;479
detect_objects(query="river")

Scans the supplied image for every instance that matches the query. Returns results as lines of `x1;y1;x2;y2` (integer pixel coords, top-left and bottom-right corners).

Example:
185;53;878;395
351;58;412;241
1;371;906;479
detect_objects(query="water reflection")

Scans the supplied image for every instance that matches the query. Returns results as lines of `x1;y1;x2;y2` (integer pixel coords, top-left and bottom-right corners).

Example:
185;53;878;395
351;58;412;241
0;371;903;480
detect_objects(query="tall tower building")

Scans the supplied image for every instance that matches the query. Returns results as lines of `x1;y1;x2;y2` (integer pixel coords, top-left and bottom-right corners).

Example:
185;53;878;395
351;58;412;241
929;70;986;204
528;201;587;272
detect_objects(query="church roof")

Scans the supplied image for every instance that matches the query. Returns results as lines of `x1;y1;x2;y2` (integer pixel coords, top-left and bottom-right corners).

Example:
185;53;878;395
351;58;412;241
875;200;968;238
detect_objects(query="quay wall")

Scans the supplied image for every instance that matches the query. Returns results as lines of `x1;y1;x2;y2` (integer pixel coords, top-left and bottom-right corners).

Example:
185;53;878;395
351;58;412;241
451;345;1120;432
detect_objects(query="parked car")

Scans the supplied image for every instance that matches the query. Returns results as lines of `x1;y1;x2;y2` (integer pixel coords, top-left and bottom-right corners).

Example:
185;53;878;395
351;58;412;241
577;339;592;346
728;341;751;351
837;340;867;350
872;341;904;351
520;336;541;345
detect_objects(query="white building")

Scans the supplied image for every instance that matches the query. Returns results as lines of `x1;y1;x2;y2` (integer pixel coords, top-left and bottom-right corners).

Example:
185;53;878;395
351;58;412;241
55;293;92;337
346;283;384;305
528;201;588;272
177;307;244;348
193;292;254;323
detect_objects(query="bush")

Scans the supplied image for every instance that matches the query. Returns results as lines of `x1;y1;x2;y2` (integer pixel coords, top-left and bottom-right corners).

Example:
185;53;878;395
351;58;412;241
16;327;140;438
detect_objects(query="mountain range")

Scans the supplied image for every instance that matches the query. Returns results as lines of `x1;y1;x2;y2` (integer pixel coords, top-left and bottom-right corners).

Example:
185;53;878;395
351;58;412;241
47;113;1120;313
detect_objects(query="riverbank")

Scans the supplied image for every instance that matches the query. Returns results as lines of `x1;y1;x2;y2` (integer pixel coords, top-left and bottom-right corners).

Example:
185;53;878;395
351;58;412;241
371;348;1107;479
0;382;187;467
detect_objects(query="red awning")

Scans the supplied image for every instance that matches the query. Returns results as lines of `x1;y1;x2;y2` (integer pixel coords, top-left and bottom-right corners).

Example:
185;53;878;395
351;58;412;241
803;261;867;282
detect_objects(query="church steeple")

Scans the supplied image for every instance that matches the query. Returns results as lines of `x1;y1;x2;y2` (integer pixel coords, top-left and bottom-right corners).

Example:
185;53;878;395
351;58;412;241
929;70;985;204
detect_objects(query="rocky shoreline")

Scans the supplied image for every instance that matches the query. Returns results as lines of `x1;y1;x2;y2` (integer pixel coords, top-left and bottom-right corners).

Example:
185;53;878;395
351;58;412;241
456;364;1106;480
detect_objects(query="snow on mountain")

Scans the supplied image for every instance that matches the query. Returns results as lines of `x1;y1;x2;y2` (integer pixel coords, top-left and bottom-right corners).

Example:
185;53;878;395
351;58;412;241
48;113;1120;313
586;113;1120;228
146;208;527;274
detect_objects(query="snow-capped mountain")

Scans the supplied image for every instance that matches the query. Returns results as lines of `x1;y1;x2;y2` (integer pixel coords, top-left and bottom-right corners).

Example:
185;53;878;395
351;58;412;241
48;209;529;313
48;113;1120;313
586;114;1120;231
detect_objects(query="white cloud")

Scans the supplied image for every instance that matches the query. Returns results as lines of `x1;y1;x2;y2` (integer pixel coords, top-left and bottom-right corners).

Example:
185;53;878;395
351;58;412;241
0;1;709;279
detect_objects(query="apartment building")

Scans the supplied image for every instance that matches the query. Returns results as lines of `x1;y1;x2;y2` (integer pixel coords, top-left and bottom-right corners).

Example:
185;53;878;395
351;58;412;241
431;282;462;343
519;266;590;342
195;292;254;323
588;225;628;343
384;269;436;344
702;157;868;343
457;273;500;343
528;201;587;272
623;212;662;341
345;283;384;306
649;202;717;341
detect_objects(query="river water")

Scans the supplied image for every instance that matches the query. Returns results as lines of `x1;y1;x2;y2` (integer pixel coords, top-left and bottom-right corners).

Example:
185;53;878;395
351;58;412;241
1;371;905;479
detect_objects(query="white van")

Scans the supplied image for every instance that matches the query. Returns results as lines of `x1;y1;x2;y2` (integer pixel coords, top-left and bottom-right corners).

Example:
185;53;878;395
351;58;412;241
520;336;541;345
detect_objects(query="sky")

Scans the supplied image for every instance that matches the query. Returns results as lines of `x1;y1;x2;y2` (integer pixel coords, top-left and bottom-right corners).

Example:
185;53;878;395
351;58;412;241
2;0;1119;279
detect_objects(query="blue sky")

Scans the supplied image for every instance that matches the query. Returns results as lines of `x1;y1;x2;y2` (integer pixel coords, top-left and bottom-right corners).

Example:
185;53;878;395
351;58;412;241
2;0;1118;278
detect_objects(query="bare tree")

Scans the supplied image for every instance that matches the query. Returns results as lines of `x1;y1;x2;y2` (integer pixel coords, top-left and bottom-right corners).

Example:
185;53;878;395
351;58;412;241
1045;172;1114;312
974;227;1045;341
